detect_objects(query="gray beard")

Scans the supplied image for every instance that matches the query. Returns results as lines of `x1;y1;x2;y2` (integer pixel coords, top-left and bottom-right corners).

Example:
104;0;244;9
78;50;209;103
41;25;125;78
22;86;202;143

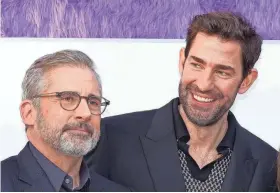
36;112;100;157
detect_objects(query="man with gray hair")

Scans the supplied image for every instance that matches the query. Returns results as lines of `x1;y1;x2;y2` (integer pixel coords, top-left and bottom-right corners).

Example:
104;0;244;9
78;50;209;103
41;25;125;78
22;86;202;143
1;50;130;192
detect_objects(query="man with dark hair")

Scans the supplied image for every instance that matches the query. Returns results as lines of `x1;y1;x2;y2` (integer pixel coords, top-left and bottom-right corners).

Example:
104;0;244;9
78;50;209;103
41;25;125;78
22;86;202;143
86;12;277;191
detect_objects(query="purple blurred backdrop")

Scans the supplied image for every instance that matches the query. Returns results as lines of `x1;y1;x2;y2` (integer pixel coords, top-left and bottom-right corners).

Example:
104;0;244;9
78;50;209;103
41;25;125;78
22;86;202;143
1;0;280;39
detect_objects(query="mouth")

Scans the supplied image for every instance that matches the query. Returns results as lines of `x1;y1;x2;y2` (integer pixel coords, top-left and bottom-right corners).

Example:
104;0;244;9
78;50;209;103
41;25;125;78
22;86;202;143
193;94;215;103
66;128;91;135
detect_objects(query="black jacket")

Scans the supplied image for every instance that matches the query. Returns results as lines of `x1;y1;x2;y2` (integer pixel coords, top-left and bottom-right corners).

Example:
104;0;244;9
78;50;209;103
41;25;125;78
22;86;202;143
86;98;278;191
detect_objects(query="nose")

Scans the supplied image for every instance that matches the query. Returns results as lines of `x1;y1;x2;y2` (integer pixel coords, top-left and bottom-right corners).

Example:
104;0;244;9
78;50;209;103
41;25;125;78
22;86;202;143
74;98;91;121
195;71;214;92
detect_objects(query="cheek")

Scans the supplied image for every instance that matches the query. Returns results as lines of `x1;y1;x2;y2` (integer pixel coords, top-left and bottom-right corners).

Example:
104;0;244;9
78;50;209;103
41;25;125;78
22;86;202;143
216;81;240;98
41;101;60;118
42;108;71;125
181;68;197;83
90;117;101;130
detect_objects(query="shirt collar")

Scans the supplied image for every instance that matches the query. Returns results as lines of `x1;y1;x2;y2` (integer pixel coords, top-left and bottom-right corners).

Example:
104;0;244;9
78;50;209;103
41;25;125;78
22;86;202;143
29;142;90;191
172;98;236;151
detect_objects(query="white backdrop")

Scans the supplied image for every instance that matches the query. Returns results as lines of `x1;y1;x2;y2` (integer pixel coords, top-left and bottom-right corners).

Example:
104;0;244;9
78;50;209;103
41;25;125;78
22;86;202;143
0;39;279;161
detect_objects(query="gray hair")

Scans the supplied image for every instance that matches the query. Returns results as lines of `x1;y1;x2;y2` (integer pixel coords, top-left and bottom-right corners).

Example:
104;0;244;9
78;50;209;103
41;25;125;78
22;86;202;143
22;49;102;108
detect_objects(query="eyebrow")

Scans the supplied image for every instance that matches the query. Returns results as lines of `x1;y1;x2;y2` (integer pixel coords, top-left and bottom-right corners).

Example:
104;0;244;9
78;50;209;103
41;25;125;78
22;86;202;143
88;93;102;99
67;91;101;99
190;56;206;64
189;55;235;72
215;64;235;72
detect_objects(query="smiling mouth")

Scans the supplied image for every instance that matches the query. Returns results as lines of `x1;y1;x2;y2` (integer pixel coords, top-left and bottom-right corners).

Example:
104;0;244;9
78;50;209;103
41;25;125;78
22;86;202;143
193;94;215;103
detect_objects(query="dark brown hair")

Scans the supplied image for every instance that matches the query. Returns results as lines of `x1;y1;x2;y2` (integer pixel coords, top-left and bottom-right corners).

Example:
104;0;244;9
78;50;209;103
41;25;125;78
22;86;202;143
185;12;262;78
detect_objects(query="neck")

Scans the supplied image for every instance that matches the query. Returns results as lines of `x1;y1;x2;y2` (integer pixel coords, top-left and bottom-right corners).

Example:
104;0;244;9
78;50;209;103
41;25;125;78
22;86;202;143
27;130;82;188
179;105;228;152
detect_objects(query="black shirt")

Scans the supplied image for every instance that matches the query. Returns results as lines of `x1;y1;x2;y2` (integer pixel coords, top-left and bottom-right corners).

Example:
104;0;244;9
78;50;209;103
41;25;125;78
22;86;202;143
29;143;90;192
172;98;236;181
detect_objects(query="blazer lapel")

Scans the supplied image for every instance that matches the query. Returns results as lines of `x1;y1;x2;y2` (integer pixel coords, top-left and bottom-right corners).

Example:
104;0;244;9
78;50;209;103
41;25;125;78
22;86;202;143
221;119;258;191
89;172;106;192
17;143;54;192
23;177;55;192
140;100;258;191
140;99;185;191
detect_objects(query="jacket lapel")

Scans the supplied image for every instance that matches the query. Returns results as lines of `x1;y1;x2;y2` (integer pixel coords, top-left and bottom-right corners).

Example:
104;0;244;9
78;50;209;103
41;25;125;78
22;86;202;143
140;99;259;191
140;99;185;191
22;177;55;192
89;172;106;192
221;117;258;191
17;143;54;192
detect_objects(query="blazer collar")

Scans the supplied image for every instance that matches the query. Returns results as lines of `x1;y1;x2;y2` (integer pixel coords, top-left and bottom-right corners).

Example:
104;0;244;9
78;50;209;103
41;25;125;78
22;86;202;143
17;142;55;191
143;98;259;191
145;98;175;141
141;98;186;191
221;117;258;191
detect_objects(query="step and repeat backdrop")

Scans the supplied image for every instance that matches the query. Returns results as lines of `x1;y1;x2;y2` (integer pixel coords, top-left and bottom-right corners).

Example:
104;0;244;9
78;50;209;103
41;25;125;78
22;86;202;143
1;0;280;160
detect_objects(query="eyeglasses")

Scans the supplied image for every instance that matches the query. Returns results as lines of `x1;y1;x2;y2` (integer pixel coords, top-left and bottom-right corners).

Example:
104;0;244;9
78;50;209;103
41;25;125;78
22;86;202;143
32;91;110;115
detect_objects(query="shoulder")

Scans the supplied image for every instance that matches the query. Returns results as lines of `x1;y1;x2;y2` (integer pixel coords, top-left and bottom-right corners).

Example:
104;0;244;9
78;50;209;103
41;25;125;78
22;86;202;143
102;109;157;135
229;111;277;159
237;125;277;159
1;156;19;191
103;109;156;124
1;155;19;175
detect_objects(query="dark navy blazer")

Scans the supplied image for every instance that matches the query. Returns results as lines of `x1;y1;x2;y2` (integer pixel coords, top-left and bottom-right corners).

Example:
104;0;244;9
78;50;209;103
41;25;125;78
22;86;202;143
1;142;130;192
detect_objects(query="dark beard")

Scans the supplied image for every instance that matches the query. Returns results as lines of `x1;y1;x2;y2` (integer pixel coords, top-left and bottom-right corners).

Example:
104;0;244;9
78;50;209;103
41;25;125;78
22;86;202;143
178;81;237;126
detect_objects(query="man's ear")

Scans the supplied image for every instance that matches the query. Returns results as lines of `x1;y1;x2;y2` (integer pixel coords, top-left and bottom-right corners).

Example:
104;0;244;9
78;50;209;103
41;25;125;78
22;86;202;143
179;48;186;77
238;68;258;94
20;100;37;128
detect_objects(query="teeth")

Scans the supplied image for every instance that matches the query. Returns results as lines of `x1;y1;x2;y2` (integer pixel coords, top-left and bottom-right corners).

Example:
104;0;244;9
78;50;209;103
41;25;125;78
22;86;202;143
193;94;214;102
